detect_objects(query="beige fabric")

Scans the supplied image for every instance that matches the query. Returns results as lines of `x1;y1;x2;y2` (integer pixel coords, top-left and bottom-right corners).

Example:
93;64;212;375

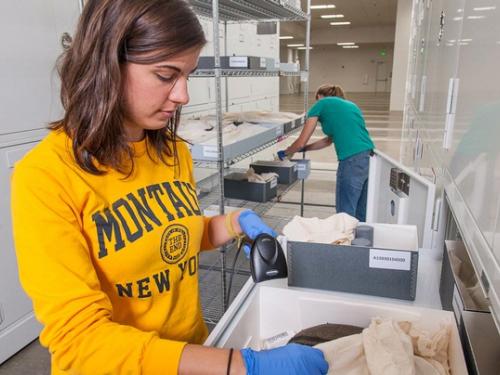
245;167;278;184
282;213;359;245
448;251;488;310
315;318;451;375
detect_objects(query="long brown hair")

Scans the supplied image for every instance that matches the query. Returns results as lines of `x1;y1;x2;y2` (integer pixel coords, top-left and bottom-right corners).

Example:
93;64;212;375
50;0;206;174
315;84;346;100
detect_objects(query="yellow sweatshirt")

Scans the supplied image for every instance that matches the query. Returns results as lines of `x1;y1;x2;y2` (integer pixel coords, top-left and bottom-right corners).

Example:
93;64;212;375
11;130;213;375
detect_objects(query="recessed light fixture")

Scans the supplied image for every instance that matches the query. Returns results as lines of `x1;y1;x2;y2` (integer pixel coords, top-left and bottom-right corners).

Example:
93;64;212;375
287;43;304;47
279;36;294;40
342;45;359;49
337;42;355;45
297;47;313;50
467;15;486;19
321;14;344;19
473;6;496;11
311;4;336;10
330;21;351;25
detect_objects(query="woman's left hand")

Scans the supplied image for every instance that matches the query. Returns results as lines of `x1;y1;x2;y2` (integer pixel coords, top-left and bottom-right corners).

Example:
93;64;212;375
238;210;277;257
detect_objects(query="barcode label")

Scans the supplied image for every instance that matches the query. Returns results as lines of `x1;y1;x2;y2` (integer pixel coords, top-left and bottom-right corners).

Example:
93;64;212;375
369;249;411;271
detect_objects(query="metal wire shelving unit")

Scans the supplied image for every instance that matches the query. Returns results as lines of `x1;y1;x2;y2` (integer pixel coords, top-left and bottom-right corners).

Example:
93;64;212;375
189;0;312;316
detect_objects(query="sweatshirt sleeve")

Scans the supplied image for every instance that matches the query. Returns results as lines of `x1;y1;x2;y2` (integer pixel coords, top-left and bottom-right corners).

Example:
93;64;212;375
181;141;215;251
11;163;186;375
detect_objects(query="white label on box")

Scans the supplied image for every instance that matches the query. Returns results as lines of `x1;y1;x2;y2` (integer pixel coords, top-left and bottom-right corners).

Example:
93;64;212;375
260;57;266;68
270;178;278;189
275;60;280;69
369;249;411;271
229;56;248;68
297;164;306;171
203;146;218;158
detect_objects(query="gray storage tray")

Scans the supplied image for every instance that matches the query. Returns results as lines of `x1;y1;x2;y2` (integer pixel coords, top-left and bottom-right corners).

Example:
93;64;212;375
191;126;277;162
259;122;284;137
224;172;277;202
250;161;298;185
287;241;419;300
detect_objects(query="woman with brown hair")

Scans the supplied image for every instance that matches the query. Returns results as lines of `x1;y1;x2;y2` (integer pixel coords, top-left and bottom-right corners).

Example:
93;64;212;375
278;84;374;221
11;1;328;374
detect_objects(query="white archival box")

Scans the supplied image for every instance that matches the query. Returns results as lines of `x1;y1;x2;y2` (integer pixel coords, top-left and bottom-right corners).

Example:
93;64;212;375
205;279;468;374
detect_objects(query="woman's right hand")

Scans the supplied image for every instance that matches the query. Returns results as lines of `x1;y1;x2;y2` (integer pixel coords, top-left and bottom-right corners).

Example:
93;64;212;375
240;343;329;374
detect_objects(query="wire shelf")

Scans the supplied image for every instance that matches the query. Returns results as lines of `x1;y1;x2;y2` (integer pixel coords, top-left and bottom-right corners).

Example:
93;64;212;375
279;70;302;77
192;69;280;77
191;123;304;166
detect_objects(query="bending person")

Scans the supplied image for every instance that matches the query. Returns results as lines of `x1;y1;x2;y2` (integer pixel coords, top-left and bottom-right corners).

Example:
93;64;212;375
11;1;328;374
278;85;374;221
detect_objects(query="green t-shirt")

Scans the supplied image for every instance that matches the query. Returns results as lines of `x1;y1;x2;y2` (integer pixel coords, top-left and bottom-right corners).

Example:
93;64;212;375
307;97;374;161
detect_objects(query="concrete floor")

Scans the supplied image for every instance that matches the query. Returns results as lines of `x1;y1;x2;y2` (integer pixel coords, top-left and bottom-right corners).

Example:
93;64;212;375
0;92;403;374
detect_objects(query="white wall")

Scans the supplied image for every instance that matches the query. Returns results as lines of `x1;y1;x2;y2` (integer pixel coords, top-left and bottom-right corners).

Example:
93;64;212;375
312;25;396;45
389;0;412;111
279;46;300;95
184;19;280;117
304;44;394;93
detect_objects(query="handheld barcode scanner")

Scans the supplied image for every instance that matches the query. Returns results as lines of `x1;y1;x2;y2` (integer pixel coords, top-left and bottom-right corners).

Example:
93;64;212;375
226;233;287;306
248;233;288;283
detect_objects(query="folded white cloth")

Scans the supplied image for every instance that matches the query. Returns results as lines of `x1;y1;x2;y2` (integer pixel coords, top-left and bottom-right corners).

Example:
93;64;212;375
316;318;451;375
245;167;278;184
282;213;359;245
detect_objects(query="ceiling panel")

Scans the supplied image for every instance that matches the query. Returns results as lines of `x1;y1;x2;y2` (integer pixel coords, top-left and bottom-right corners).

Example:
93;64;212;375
303;0;397;28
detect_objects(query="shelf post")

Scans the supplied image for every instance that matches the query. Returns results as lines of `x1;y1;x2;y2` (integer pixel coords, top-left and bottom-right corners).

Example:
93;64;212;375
304;0;311;113
299;0;311;217
212;0;228;312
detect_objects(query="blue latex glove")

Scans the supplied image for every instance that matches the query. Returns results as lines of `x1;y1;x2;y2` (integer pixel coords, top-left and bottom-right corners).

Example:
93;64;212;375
238;210;277;258
277;150;287;160
241;344;329;375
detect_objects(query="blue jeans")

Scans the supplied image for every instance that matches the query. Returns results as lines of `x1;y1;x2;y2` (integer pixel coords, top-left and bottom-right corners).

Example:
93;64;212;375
336;150;372;221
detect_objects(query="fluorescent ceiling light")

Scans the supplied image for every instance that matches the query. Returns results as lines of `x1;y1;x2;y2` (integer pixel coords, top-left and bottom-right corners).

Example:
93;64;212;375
321;14;344;19
287;43;304;47
337;42;355;45
460;38;472;42
343;45;359;49
330;21;351;25
457;8;463;13
467;15;486;19
297;47;313;50
311;5;336;9
279;36;294;39
453;17;463;21
473;6;496;11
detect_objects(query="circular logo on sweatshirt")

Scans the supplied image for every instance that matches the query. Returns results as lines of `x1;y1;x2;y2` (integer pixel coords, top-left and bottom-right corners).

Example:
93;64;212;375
160;224;189;264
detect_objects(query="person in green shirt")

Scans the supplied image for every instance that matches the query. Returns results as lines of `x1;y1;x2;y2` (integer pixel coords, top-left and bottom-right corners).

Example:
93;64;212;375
278;84;374;221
